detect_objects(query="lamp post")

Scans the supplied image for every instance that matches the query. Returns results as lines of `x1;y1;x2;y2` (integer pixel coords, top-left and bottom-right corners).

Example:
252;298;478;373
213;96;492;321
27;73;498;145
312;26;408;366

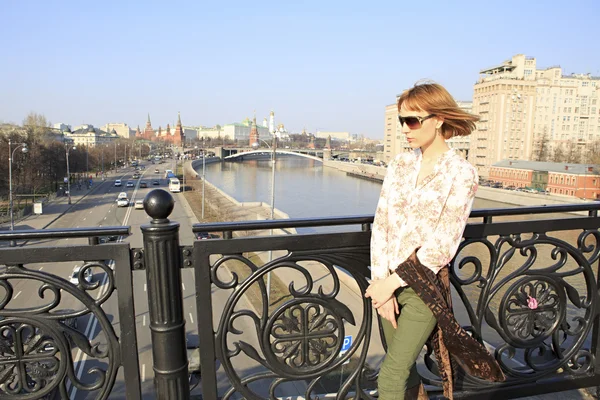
65;142;76;205
8;139;28;247
252;135;277;300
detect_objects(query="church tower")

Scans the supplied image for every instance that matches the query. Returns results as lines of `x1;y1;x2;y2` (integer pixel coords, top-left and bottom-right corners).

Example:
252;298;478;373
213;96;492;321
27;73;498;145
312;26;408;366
269;110;275;136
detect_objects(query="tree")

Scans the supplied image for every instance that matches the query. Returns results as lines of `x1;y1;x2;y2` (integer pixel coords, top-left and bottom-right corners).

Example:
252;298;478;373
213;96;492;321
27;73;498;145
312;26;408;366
532;129;551;161
550;144;565;163
22;112;51;142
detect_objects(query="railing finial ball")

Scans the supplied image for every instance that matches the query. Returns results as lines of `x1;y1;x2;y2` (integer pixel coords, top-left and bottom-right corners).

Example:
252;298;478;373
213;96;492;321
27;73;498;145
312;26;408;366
143;189;174;220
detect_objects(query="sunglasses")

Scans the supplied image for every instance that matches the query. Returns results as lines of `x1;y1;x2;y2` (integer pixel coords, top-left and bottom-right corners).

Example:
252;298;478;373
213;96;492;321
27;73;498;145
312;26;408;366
398;114;436;130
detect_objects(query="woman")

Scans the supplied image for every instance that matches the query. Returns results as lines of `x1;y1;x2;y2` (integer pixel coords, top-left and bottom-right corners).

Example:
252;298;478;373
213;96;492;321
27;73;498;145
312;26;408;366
365;82;504;400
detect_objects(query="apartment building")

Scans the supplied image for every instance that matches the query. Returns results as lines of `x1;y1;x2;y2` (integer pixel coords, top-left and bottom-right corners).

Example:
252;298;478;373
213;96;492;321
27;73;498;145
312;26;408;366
383;103;399;163
469;54;600;178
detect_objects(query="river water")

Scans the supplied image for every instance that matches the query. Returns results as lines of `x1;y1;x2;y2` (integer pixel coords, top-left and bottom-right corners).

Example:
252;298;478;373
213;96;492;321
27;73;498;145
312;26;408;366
194;156;598;353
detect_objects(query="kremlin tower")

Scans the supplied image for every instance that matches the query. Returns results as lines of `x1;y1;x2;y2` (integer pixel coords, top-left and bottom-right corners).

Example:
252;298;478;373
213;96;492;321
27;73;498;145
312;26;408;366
249;114;259;146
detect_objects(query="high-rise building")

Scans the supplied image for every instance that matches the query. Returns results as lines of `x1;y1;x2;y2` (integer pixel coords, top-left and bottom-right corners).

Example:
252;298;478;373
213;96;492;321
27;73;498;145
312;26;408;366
383;103;399;163
469;54;600;177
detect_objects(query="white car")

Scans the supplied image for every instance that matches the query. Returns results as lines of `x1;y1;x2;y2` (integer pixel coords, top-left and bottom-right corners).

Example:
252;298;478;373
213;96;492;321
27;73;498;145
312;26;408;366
117;192;127;200
114;179;122;187
134;200;144;210
126;181;134;187
69;266;93;285
117;197;129;207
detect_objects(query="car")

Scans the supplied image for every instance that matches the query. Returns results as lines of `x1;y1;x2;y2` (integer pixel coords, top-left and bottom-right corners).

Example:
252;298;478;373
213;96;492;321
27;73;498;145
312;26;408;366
117;192;127;200
134;200;144;210
152;180;160;185
98;235;119;244
154;168;160;174
69;265;93;285
126;181;134;187
139;181;148;188
114;179;122;187
132;173;140;179
194;232;218;240
117;198;129;207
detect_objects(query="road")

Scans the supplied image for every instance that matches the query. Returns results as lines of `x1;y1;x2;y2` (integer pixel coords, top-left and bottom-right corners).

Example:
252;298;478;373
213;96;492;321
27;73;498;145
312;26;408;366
6;165;200;399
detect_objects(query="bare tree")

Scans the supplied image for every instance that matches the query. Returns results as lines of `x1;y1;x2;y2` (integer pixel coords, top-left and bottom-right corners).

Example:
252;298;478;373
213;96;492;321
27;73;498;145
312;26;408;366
550;144;565;163
532;129;551;161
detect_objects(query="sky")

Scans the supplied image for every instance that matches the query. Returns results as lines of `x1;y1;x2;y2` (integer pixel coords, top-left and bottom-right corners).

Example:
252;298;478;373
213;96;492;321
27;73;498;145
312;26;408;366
1;0;599;139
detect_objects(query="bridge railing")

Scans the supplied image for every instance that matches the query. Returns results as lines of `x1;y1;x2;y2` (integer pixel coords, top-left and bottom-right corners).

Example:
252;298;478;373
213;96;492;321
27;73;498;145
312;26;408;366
1;192;600;399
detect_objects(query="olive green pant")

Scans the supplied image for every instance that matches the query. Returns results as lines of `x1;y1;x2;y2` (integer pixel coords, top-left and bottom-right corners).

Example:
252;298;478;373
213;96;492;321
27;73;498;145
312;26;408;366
377;287;437;400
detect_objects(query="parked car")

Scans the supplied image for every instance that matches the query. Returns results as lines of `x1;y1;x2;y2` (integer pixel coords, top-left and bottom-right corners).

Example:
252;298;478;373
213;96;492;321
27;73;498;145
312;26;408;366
194;232;218;240
98;235;119;243
114;179;122;187
134;200;144;210
139;181;148;188
69;266;93;285
126;181;134;187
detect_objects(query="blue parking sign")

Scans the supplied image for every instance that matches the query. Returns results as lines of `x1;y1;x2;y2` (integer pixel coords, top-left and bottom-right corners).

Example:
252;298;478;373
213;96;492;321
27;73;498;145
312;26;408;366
341;335;352;352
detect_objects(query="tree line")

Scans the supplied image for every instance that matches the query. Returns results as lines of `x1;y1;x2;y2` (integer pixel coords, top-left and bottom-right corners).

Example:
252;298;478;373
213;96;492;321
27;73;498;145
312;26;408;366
532;131;600;166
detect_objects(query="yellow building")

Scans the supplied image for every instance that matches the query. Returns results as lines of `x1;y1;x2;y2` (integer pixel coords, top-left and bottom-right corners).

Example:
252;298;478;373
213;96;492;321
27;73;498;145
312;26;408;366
469;54;600;178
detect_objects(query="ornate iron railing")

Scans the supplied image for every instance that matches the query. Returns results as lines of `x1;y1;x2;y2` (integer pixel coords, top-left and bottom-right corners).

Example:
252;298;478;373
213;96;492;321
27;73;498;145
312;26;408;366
1;190;600;399
0;227;141;400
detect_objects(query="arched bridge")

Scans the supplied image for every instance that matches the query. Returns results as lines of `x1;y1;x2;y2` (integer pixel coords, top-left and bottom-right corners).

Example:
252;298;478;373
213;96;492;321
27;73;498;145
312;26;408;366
224;149;323;162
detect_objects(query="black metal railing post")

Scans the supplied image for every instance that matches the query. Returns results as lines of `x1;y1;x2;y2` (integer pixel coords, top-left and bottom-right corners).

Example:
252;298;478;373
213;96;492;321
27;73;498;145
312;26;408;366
141;189;190;399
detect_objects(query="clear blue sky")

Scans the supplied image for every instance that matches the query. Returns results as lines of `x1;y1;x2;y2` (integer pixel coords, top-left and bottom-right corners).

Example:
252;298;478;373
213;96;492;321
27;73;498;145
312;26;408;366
1;0;598;139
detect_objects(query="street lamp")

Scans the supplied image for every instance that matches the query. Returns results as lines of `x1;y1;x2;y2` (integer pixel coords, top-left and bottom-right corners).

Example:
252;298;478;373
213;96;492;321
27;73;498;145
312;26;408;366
65;142;77;205
252;135;278;300
8;138;28;247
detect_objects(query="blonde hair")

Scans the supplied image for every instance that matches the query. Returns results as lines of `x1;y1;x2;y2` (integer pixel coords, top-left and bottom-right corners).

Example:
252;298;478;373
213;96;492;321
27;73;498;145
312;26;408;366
397;81;479;139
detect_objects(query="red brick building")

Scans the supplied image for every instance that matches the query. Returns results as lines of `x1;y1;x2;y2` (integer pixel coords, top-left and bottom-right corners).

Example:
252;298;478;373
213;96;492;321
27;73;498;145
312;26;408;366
490;160;600;199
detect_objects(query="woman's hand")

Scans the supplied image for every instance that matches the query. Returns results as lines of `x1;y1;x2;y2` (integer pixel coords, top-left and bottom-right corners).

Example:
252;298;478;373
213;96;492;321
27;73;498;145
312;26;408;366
365;277;398;308
377;297;399;328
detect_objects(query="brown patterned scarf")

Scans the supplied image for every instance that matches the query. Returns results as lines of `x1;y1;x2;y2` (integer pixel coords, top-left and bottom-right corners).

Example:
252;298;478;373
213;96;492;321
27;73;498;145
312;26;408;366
394;253;505;399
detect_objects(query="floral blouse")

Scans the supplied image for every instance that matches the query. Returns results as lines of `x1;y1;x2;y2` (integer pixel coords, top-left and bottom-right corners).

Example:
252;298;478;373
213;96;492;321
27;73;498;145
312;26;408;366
370;148;478;286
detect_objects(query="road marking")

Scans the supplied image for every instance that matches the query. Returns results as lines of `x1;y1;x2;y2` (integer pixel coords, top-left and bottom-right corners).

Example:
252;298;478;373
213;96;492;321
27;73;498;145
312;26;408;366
182;282;185;291
14;291;21;299
89;211;93;214
189;312;194;324
70;175;144;399
83;218;86;221
144;283;146;292
39;267;43;271
104;217;107;220
142;364;146;382
143;315;146;326
76;226;79;228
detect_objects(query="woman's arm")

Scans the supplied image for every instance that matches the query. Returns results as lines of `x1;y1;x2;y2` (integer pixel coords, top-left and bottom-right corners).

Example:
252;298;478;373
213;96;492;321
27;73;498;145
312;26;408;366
370;158;396;281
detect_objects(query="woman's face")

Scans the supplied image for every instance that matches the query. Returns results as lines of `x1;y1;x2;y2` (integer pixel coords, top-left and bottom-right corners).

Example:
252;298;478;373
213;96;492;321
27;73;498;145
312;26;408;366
399;103;440;150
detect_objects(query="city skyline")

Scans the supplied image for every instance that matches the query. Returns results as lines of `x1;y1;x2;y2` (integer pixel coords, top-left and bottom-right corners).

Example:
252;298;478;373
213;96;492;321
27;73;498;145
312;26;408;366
1;0;599;138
